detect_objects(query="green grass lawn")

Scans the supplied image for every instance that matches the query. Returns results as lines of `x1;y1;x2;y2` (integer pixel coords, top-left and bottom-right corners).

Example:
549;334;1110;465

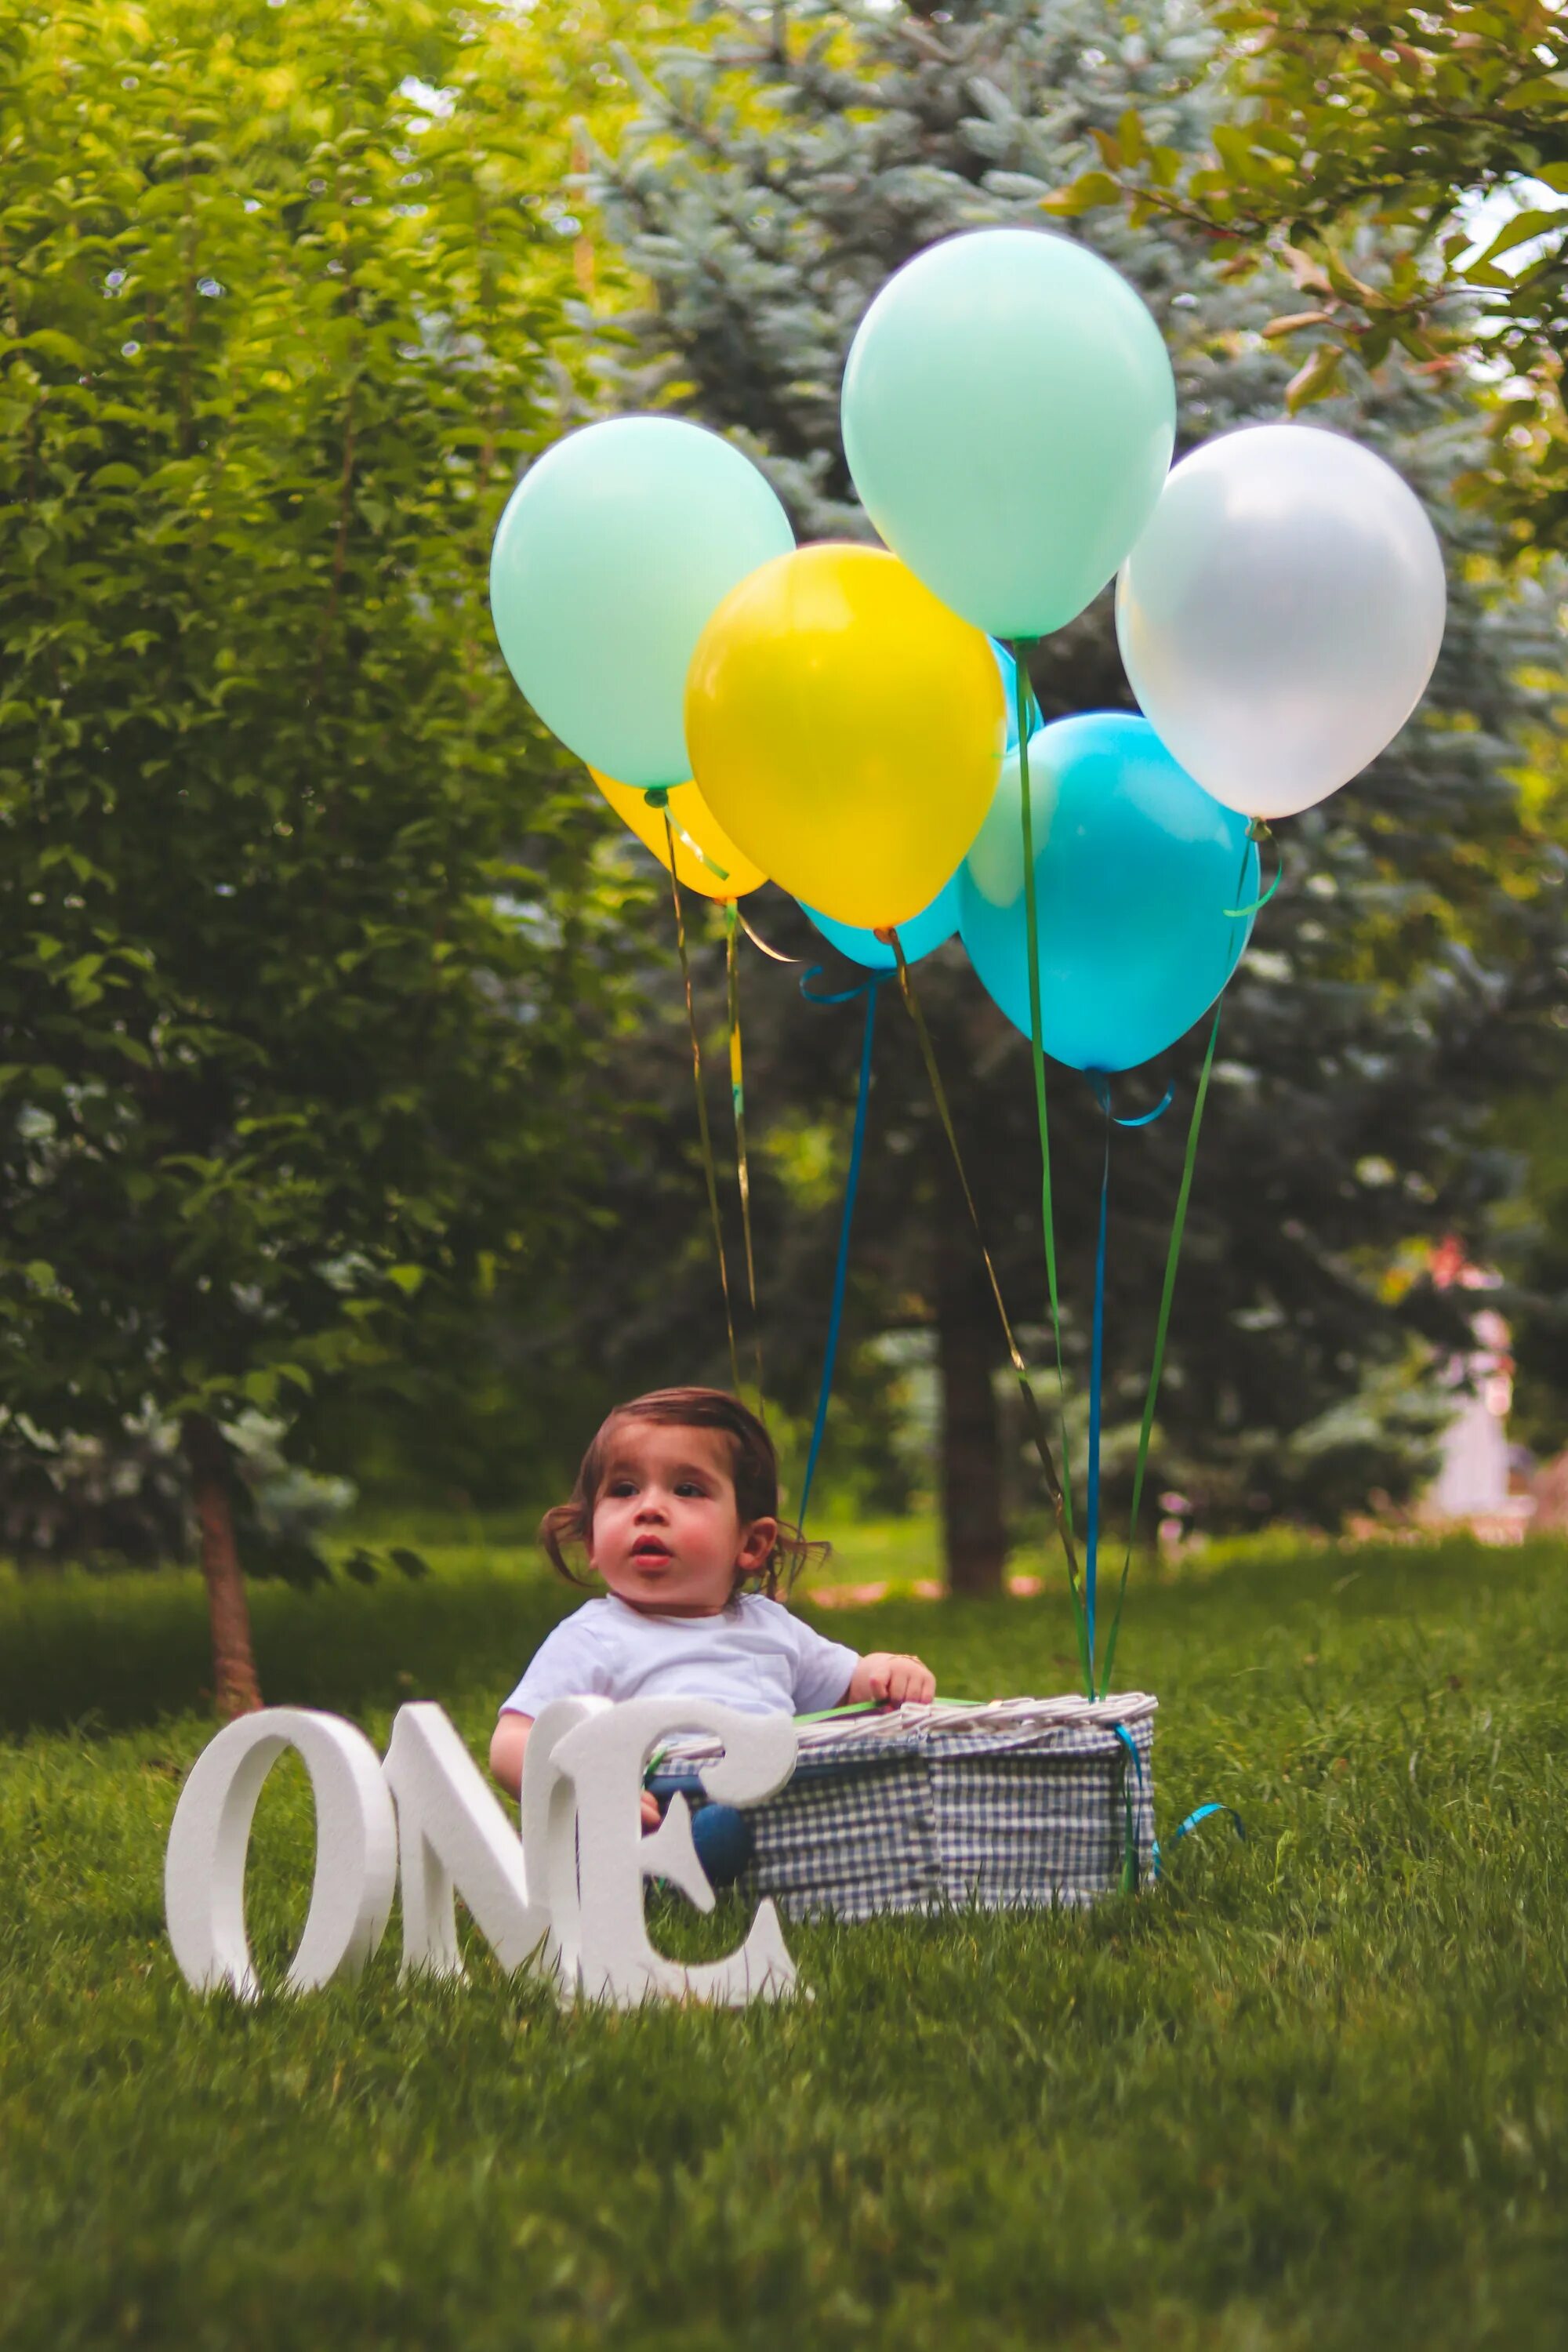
2;1530;1566;2350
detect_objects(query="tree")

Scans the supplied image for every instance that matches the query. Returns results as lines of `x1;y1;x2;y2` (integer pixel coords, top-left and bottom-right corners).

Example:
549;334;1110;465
0;0;643;1711
577;0;1568;1590
1045;1;1568;548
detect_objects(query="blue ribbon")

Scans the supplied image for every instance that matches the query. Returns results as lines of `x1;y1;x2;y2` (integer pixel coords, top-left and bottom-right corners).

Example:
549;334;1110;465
1170;1800;1247;1850
799;965;886;1009
1081;1075;1177;1674
1086;1105;1110;1669
1111;1723;1143;1889
1087;1074;1177;1128
1111;1723;1245;1890
797;969;887;1528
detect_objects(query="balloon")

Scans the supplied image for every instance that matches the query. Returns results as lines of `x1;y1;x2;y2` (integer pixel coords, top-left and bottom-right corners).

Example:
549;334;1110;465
684;544;1005;930
1116;422;1446;822
590;772;768;900
490;416;794;789
960;713;1258;1074
840;228;1175;640
801;869;962;970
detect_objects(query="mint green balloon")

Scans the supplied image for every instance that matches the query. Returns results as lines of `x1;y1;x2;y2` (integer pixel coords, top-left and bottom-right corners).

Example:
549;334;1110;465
841;229;1175;641
490;417;794;789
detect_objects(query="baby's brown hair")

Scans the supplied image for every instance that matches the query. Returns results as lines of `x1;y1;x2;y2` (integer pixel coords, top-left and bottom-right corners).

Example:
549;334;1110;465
539;1387;828;1599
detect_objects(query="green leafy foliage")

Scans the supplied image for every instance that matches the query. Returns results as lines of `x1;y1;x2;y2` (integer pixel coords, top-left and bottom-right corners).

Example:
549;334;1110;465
1055;0;1568;542
0;2;640;1472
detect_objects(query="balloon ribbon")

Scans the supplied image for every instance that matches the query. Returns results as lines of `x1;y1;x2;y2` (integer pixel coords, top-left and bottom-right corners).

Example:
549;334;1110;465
1010;644;1076;1549
675;826;730;886
662;811;742;1395
1112;1722;1145;1893
735;909;805;964
1112;1722;1245;1892
884;926;1090;1692
796;967;886;1528
1225;858;1280;920
1096;833;1262;1698
641;786;731;887
724;901;764;1402
1086;1093;1110;1673
1080;1076;1176;1684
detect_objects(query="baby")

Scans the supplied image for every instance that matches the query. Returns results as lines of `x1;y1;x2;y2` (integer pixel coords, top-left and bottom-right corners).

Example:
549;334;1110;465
490;1385;935;1822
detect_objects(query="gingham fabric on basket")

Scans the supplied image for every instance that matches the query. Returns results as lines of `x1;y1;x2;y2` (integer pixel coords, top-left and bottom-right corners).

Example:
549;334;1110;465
655;1694;1158;1925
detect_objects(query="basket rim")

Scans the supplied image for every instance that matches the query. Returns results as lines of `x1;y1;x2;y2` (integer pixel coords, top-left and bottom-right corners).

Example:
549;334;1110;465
649;1690;1159;1779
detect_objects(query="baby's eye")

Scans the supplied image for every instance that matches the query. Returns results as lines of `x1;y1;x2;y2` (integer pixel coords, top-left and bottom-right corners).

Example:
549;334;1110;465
674;1480;710;1499
605;1479;637;1498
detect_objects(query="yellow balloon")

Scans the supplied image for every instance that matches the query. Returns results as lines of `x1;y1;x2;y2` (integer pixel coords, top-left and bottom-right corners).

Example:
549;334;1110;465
684;543;1005;929
590;771;768;900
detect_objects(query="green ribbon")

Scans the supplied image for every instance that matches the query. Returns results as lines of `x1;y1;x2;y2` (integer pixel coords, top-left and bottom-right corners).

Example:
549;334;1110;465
1096;1004;1221;1699
643;786;731;885
885;924;1090;1691
1225;862;1280;920
662;811;742;1396
1097;831;1261;1699
724;902;764;1403
1011;644;1076;1553
1112;1723;1145;1893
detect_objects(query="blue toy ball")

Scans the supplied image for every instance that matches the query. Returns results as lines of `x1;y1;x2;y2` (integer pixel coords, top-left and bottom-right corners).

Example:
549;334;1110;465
688;1799;753;1890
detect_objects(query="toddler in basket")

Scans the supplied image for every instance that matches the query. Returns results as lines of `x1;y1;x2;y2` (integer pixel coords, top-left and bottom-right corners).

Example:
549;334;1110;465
489;1386;935;1824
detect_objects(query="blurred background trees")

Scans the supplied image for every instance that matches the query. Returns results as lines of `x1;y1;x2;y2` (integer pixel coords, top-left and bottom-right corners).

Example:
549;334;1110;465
0;0;670;1705
2;0;1566;1652
1030;0;1568;1510
1050;0;1568;546
577;0;1568;1581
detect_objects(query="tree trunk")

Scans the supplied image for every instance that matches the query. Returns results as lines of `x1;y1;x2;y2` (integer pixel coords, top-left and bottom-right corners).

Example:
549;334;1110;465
935;1195;1007;1598
182;1413;262;1719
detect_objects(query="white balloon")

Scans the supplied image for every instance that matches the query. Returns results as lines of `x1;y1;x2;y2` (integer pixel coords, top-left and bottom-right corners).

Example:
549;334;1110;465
1116;423;1446;821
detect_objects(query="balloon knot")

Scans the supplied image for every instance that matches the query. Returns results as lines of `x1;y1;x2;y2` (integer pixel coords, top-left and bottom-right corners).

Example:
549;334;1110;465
1247;817;1272;842
644;786;670;810
872;926;895;945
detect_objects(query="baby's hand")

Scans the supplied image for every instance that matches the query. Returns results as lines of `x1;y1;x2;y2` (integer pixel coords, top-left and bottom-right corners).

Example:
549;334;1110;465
641;1790;662;1833
850;1651;936;1707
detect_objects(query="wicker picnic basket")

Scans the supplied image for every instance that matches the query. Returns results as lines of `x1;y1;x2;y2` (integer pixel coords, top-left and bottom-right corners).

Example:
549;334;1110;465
652;1693;1158;1924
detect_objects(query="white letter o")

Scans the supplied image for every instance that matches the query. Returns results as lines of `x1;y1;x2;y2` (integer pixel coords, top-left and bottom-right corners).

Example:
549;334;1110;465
164;1708;397;2001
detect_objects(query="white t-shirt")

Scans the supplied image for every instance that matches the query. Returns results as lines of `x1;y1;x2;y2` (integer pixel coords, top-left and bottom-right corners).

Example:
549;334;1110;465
499;1593;858;1722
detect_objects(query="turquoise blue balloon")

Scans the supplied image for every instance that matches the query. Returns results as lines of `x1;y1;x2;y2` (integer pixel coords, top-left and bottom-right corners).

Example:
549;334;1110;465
960;713;1257;1073
490;417;794;789
842;230;1176;641
801;869;962;971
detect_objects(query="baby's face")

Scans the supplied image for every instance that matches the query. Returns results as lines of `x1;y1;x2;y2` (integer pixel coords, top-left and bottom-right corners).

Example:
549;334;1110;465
587;1420;775;1617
